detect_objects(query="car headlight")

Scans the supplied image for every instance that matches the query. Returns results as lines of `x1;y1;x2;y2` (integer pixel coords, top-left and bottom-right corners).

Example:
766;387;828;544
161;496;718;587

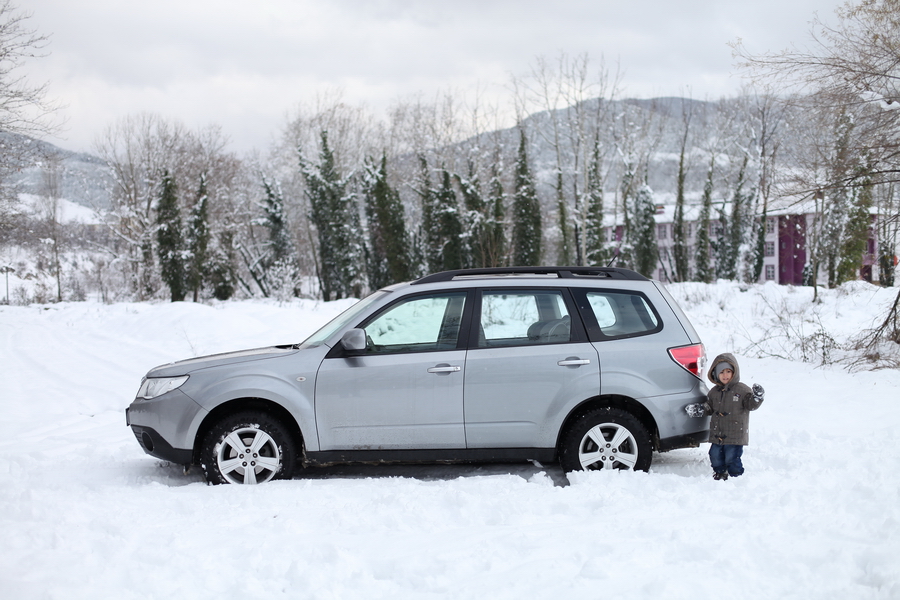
136;375;189;400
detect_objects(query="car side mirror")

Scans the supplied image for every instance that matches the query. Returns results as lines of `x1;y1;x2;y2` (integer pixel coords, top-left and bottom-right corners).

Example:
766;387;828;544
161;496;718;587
340;328;367;353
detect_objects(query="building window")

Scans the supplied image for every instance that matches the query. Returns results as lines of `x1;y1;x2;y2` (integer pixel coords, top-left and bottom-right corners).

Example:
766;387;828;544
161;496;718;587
765;241;775;257
657;224;668;240
765;265;775;280
766;218;776;235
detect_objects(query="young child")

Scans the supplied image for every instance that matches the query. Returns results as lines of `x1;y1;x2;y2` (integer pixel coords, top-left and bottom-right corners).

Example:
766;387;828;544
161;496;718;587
686;352;765;480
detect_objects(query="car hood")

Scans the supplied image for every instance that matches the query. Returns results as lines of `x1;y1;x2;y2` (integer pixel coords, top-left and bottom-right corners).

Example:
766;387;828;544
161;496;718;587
147;345;299;378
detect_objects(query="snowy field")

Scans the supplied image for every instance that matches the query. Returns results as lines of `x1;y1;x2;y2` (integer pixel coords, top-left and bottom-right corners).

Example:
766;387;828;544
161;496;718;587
1;282;899;599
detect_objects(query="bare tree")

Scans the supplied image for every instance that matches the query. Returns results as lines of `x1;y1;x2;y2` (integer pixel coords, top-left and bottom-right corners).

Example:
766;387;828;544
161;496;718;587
735;0;900;361
0;0;58;137
512;53;619;265
0;0;60;237
733;0;900;190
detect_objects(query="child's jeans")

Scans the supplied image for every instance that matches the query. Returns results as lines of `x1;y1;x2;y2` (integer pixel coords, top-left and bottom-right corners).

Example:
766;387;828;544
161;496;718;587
709;443;744;477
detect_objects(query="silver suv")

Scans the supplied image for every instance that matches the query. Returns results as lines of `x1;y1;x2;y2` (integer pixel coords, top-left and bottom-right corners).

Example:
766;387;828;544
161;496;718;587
126;267;709;484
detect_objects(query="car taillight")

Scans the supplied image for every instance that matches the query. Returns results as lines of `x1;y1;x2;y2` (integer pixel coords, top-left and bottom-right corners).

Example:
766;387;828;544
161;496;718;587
669;344;705;378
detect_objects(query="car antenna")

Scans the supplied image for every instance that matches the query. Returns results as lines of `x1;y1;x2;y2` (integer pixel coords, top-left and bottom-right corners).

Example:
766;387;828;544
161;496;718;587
606;248;619;268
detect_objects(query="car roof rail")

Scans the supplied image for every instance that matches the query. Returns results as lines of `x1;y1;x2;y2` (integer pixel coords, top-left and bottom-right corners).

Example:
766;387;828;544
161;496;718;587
411;266;649;285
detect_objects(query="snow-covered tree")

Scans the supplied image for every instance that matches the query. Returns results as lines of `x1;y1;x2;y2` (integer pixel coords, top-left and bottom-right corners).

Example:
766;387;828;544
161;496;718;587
511;128;542;266
362;153;412;289
581;132;606;266
301;131;364;301
631;182;658;278
184;173;210;302
695;160;715;283
155;170;185;302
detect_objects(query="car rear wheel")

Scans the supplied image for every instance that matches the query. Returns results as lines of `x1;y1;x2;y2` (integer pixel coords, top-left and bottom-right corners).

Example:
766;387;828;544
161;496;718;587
201;411;296;485
559;407;652;472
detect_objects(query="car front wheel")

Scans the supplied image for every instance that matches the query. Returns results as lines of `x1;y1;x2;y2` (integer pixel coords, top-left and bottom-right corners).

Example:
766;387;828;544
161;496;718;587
201;411;296;485
559;407;652;472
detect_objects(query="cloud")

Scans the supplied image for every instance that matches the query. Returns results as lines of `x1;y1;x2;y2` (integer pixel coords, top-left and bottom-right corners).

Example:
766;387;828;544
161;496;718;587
23;0;844;154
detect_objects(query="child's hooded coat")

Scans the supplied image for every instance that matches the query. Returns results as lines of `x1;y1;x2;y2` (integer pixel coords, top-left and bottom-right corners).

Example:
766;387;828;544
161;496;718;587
699;353;763;446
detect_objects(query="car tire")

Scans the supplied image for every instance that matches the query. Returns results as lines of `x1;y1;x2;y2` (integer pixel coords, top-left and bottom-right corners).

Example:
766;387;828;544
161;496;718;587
201;411;296;485
559;407;652;472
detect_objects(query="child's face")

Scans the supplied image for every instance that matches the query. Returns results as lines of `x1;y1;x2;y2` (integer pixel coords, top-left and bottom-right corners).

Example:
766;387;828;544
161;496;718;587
718;368;734;385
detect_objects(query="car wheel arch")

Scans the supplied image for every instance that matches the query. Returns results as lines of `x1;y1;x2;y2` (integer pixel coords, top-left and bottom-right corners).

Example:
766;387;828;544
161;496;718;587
192;398;306;466
556;394;660;454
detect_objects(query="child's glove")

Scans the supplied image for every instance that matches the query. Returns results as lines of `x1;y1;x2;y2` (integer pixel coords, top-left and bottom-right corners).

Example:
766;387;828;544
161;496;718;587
752;383;765;399
685;403;705;418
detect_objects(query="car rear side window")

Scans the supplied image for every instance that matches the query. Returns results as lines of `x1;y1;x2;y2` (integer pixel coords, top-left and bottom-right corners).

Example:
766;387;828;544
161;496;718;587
581;291;661;340
478;290;572;347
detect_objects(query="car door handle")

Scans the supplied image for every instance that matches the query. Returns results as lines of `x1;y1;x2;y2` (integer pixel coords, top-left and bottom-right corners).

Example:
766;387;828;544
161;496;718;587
557;358;590;366
427;365;461;373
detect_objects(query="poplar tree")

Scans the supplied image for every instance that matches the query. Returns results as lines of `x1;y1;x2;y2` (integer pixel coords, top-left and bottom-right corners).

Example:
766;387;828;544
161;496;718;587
485;160;507;267
185;173;210;302
719;156;752;281
155;169;186;302
836;179;873;284
631;182;659;278
750;207;767;283
301;131;364;301
672;138;690;281
415;156;440;273
511;128;542;266
582;132;606;266
362;153;412;289
456;160;491;269
435;167;464;271
695;160;715;283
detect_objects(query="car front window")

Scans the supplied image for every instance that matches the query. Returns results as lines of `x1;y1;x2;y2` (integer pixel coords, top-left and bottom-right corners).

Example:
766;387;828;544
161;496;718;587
363;292;468;353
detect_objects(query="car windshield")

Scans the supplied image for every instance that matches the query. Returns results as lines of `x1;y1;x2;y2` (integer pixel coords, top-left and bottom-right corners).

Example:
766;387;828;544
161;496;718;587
296;290;390;349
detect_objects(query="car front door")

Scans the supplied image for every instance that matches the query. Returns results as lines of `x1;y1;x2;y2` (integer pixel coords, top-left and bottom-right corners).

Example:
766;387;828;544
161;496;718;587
463;288;600;449
315;291;469;450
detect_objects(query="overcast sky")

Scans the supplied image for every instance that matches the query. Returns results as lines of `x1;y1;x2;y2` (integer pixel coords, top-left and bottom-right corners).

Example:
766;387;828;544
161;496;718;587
22;0;843;156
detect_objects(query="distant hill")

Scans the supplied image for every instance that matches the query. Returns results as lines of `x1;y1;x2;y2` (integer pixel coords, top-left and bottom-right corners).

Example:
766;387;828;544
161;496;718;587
1;132;112;210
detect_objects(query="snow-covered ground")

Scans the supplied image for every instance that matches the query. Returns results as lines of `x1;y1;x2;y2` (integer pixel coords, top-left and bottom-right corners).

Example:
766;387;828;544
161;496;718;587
1;282;899;599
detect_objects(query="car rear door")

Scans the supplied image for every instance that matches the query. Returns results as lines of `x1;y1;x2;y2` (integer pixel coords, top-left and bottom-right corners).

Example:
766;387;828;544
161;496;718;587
463;288;600;449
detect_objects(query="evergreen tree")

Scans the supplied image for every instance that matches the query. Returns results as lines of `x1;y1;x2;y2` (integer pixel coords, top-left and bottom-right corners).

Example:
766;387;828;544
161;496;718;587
511;128;542;266
556;170;571;265
485;159;507;268
261;177;293;265
414;156;439;273
750;208;767;283
582;132;606;266
184;173;210;302
719;156;751;281
155;169;186;302
209;229;237;301
456;160;489;268
435;167;464;271
695;160;715;283
878;238;896;287
258;176;298;298
617;161;637;270
301;131;365;301
362;153;412;289
631;181;659;278
672;139;689;281
822;111;857;287
836;179;873;284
